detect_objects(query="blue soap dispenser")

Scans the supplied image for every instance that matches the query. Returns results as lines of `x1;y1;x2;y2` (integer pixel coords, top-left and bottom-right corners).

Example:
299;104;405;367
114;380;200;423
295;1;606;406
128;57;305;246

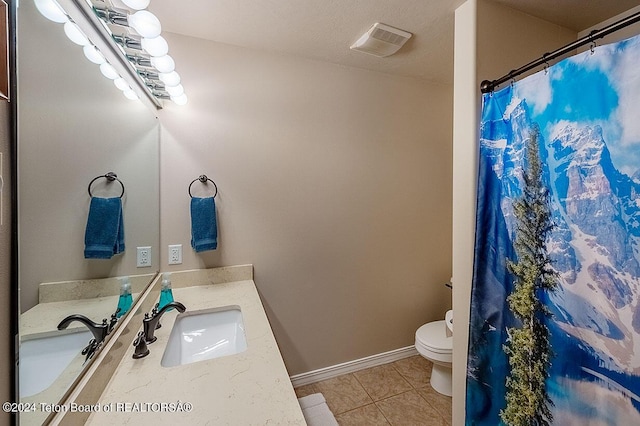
158;272;175;310
116;276;133;318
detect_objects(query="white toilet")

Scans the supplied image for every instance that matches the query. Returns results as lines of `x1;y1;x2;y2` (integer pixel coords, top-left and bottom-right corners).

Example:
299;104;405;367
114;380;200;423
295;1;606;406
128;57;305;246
415;310;453;396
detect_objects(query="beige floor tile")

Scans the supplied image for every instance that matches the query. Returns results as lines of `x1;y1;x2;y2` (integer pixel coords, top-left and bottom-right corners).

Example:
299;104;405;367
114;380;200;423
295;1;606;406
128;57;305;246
376;390;447;426
392;355;433;388
353;364;413;401
336;404;391;426
315;374;373;415
294;383;320;399
416;386;452;425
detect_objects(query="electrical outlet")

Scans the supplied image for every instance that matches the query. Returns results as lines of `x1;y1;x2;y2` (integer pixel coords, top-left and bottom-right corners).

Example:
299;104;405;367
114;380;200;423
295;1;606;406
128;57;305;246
168;244;182;265
137;246;152;267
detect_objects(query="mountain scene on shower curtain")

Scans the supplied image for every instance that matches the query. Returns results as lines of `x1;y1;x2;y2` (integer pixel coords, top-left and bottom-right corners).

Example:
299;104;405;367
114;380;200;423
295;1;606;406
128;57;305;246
468;36;640;425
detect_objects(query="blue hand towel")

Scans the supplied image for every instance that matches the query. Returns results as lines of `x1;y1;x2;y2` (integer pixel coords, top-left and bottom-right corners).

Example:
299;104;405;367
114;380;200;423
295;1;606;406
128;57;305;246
84;197;125;259
191;196;217;252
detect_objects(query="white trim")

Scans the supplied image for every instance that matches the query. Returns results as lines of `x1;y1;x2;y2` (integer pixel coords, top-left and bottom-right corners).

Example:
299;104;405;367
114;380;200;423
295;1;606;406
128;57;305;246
290;346;419;387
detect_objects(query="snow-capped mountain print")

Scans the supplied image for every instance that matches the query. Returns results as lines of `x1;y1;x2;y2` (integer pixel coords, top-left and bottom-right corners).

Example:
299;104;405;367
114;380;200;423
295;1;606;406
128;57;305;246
467;34;640;425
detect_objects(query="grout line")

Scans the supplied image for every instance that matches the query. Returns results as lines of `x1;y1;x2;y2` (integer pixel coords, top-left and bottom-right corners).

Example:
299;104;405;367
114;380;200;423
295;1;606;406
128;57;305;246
297;357;452;426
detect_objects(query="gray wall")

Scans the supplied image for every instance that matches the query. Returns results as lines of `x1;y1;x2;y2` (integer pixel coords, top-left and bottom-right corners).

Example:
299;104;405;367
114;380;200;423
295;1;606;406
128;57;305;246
159;33;454;375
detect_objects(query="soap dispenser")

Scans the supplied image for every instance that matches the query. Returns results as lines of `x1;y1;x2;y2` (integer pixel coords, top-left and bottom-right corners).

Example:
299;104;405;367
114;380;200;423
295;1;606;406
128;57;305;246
158;272;175;311
116;276;133;318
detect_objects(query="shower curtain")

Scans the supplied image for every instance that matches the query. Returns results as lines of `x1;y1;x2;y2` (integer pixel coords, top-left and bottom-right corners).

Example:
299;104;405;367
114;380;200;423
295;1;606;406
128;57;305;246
467;34;640;425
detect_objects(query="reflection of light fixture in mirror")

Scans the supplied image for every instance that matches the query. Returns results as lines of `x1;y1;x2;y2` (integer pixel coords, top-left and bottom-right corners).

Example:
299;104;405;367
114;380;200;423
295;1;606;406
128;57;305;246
35;0;140;102
63;21;89;46
83;44;106;64
123;89;139;100
34;0;68;23
113;77;129;91
100;62;120;79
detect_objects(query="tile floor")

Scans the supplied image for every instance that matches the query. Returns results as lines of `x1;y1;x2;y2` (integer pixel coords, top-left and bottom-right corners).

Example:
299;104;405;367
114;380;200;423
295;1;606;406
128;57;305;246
294;355;452;426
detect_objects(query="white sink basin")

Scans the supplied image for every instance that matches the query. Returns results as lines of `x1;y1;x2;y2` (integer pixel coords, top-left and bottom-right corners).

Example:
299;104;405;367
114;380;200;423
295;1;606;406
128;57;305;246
20;330;92;397
161;306;247;367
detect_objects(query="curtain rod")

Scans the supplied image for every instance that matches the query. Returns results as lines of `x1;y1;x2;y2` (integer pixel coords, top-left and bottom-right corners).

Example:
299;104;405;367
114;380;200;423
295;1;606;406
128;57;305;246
480;10;640;94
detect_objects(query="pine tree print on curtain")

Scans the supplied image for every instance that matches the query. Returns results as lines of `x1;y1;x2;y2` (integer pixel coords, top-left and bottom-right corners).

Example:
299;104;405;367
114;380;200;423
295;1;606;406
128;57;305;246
466;34;640;425
500;127;558;426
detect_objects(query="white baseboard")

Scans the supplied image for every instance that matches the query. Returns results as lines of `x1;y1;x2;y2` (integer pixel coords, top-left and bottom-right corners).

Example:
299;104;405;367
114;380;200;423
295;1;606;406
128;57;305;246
290;346;419;388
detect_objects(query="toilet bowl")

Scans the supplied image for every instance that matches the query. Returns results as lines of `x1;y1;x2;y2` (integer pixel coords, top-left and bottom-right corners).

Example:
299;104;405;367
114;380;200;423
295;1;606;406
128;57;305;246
415;310;453;396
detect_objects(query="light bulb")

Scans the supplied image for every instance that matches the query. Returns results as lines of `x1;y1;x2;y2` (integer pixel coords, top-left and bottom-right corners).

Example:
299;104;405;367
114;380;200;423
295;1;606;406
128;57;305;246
141;36;168;57
100;63;120;80
63;21;89;46
159;71;180;87
123;89;139;100
113;78;129;91
122;0;150;10
34;0;68;23
171;93;188;105
83;45;106;64
165;84;184;97
128;10;161;38
151;55;175;73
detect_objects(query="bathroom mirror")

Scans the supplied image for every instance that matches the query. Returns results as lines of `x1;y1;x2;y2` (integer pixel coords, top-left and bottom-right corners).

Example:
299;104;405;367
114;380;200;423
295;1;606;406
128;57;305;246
16;0;159;421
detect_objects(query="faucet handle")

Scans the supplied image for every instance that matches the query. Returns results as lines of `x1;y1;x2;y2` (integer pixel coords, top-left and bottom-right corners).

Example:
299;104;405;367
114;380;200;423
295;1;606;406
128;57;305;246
108;311;119;333
81;338;100;364
81;338;96;356
132;331;150;359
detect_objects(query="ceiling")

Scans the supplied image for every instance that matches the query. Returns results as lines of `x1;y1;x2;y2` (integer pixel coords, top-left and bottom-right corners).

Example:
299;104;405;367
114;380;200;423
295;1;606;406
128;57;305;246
142;0;640;85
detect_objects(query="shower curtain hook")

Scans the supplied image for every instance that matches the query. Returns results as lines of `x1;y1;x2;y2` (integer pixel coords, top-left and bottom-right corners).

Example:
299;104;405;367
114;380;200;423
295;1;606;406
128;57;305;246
589;31;597;55
542;53;549;75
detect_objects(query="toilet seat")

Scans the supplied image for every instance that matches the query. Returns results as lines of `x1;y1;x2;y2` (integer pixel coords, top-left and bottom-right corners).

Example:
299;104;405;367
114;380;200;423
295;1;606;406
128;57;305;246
415;321;452;354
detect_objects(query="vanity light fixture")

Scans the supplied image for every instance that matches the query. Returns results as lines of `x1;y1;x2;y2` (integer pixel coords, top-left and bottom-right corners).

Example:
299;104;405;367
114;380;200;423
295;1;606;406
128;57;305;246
35;0;187;106
121;0;149;10
93;6;161;38
89;0;187;105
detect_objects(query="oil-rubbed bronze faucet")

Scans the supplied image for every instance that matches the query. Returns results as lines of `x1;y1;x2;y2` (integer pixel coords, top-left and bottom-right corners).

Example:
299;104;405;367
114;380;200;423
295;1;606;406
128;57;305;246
142;301;186;343
57;314;109;345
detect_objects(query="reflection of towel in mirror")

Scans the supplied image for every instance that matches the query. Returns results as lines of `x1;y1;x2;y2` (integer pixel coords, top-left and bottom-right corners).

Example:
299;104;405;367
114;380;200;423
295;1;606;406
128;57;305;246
190;197;217;252
84;197;125;259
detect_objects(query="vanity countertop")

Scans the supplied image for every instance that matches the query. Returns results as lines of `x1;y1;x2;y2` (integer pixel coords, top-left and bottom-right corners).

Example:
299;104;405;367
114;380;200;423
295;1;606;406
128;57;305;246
87;278;306;425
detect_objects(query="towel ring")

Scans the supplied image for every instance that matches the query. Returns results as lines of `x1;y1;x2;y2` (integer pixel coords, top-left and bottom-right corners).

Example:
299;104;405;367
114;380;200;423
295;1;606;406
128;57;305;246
88;172;125;198
188;174;218;198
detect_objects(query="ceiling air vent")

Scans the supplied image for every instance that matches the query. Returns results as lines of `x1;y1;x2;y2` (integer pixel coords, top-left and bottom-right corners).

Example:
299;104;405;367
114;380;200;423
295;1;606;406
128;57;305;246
350;23;412;58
